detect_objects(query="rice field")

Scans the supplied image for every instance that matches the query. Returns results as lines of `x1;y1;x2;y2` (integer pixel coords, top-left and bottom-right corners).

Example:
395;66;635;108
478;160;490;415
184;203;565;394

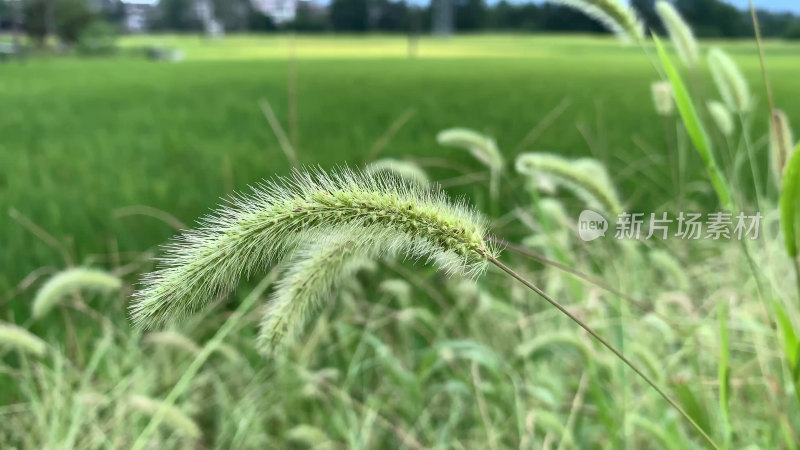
1;34;800;448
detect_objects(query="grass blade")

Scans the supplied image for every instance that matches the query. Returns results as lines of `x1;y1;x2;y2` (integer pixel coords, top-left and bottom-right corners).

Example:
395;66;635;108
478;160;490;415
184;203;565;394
718;299;731;448
653;35;733;211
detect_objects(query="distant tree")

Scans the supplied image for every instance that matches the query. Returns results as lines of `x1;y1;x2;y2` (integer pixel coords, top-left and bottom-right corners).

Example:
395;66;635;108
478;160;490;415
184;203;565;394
753;10;798;38
374;0;408;31
247;10;276;31
211;0;252;31
24;0;95;44
785;22;800;39
487;1;541;30
97;0;126;26
631;0;661;34
55;0;93;42
675;0;745;37
454;0;485;31
330;0;368;31
291;1;328;32
540;4;605;34
156;0;202;31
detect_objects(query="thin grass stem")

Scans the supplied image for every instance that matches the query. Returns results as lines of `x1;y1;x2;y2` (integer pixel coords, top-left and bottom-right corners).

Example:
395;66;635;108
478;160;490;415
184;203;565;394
486;255;720;449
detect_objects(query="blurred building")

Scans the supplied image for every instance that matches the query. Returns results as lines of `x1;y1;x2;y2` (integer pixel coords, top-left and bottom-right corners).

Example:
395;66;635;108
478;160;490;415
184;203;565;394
122;0;157;32
252;0;299;24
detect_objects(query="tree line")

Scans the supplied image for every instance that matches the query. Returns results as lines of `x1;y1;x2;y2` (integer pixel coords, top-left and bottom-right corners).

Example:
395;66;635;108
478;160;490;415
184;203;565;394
2;0;799;46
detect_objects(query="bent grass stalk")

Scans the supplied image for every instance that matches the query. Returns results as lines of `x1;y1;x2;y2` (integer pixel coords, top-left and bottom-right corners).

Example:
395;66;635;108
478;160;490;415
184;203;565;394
32;268;122;319
132;170;717;447
487;256;718;448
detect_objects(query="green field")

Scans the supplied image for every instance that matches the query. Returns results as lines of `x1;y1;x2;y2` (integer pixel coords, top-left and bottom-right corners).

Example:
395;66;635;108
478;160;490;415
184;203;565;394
3;35;798;291
2;34;800;448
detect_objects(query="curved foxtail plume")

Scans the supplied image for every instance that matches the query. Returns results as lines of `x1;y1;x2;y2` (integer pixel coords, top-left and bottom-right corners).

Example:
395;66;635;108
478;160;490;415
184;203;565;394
651;81;674;117
515;152;623;217
127;395;201;440
707;101;734;137
366;158;430;186
258;233;381;353
436;128;503;172
436;127;504;205
130;168;498;329
32;267;122;319
0;322;47;357
655;1;699;68
771;110;795;183
708;48;751;113
550;0;643;43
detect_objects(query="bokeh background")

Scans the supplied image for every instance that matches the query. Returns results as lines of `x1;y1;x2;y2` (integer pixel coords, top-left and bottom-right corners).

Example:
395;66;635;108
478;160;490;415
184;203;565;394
1;0;800;448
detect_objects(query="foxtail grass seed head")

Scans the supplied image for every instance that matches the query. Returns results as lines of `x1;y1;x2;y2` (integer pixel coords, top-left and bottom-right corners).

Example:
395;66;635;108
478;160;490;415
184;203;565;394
131;168;497;330
142;331;201;355
436;128;503;173
366;158;429;186
655;1;699;67
127;395;201;440
550;0;643;43
0;322;47;357
708;48;751;113
771;110;795;183
378;278;414;305
515;153;623;217
648;249;689;291
257;233;380;353
707;101;734;137
651;81;674;116
32;268;122;319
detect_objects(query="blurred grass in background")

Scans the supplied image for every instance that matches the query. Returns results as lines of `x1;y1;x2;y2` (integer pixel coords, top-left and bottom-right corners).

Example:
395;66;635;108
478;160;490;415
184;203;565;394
3;35;798;298
2;33;800;448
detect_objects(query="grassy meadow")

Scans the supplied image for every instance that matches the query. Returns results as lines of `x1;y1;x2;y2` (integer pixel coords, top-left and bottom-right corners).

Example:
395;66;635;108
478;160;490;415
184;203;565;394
1;34;800;448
